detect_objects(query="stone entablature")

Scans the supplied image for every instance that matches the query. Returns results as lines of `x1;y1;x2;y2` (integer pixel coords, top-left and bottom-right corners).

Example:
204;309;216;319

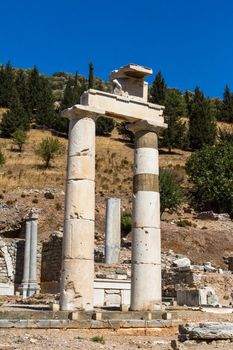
60;63;167;312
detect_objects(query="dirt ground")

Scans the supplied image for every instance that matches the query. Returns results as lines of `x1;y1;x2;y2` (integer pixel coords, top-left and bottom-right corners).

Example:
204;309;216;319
1;310;233;349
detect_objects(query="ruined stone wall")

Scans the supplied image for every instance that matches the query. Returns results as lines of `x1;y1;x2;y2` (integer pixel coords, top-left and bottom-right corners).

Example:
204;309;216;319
41;233;62;282
162;268;233;304
0;238;24;284
0;237;42;286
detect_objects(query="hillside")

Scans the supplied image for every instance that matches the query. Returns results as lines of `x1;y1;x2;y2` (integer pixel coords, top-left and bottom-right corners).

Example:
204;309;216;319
0;122;232;269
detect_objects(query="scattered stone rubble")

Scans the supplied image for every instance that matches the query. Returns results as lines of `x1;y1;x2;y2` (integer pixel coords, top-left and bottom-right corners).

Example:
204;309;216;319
178;322;233;345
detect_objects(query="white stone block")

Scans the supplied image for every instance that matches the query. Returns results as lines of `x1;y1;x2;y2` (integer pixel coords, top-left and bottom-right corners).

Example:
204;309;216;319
63;219;94;259
80;89;165;123
0;283;14;296
131;263;161;310
105;198;121;264
132;228;161;264
94;289;105;307
67;154;95;181
134;148;159;175
65;179;95;220
68;117;95;157
60;258;94;311
133;191;160;228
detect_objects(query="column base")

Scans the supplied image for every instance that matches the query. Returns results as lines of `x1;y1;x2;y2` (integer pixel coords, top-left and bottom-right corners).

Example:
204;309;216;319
27;282;40;297
18;282;29;299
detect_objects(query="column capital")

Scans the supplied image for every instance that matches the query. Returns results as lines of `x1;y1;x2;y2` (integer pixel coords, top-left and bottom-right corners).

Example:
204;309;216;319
128;119;167;134
25;209;39;221
61;105;104;121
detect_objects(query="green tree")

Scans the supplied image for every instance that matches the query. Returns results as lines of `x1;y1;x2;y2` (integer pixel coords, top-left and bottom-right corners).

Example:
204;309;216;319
162;89;188;152
35;76;55;128
35;137;64;168
150;71;166;105
188;87;217;150
88;62;94;89
121;212;132;236
61;76;74;110
159;168;184;216
96;116;115;136
15;69;31;115
0;61;15;107
12;130;28;152
0;87;30;137
221;85;233;122
186;143;233;217
28;65;41;113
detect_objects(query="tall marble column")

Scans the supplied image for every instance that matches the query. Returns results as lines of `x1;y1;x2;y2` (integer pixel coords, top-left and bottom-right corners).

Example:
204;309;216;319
21;219;31;298
130;120;161;311
60;116;96;311
28;217;40;296
105;197;121;264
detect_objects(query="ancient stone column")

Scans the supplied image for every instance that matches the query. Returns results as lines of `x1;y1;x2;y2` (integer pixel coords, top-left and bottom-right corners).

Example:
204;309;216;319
130;120;161;311
60;116;96;311
21;219;31;298
28;215;40;296
105;197;121;264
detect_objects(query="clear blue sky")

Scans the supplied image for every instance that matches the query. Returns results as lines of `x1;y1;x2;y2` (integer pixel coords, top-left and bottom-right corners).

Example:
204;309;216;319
1;0;233;97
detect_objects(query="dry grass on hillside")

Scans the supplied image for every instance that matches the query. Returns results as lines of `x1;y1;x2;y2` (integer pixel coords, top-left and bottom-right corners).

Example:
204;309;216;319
0;129;67;190
0;127;192;194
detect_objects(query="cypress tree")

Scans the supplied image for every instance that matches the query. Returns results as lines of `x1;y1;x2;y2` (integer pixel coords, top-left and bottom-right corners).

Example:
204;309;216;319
150;71;166;105
15;69;30;116
0;61;15;107
28;65;41;113
221;85;233;122
88;62;94;89
35;76;55;128
188;87;217;150
61;76;74;110
0;86;29;137
162;89;187;152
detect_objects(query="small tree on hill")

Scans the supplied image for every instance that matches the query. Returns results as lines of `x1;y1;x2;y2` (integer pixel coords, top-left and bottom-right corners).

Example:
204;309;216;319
12;130;28;152
35;137;64;168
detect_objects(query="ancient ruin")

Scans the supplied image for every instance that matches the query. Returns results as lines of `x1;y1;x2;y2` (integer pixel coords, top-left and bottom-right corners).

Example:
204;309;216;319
60;63;167;311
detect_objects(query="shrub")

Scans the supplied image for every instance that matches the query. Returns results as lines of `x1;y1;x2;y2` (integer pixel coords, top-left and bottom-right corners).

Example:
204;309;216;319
35;137;64;168
121;212;132;236
176;219;192;227
12;130;28;152
218;127;233;143
186;143;233;217
91;336;105;344
96;116;115;136
159;168;184;216
0;150;5;166
116;122;134;143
